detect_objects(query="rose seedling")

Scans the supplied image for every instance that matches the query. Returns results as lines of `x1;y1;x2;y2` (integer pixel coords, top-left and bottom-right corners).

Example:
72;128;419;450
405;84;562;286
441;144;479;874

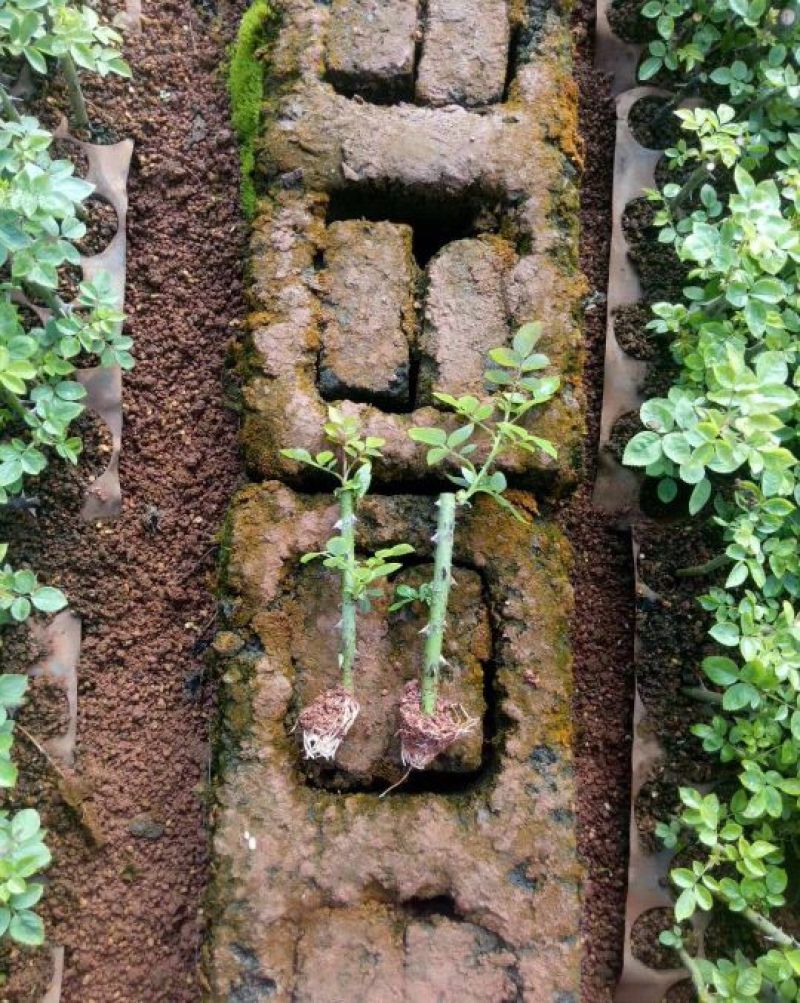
282;407;413;759
400;322;559;768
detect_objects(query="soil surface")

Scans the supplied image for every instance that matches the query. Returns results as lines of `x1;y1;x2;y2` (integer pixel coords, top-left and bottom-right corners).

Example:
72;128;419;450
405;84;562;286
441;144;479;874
565;3;635;999
0;1;245;999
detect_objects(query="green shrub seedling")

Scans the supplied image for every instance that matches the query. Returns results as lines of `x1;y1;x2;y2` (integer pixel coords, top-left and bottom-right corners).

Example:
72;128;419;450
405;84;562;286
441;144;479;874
399;323;559;768
281;407;413;759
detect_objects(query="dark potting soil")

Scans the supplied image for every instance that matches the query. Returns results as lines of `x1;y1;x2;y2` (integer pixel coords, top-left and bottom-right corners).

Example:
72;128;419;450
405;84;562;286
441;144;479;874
613;301;661;360
607;0;651;43
627;95;683;151
76;197;118;258
0;0;246;998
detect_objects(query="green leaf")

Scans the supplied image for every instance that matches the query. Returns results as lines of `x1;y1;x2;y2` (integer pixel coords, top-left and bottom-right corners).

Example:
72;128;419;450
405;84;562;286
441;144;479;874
9;910;44;946
512;323;542;356
623;431;662;467
703;656;738;686
0;676;28;707
689;478;711;515
674;887;696;922
11;810;40;843
488;347;519;368
409;427;447;447
30;587;67;613
709;622;739;647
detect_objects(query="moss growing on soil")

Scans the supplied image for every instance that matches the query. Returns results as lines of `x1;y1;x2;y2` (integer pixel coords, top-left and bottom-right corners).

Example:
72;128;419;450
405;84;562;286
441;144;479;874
228;1;276;218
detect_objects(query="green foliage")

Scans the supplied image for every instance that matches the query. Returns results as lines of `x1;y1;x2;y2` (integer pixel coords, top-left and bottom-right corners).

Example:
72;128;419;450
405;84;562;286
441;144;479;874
0;678;50;947
403;325;560;718
228;0;274;218
625;0;800;993
0;0;130;78
0;0;132;954
0;543;67;626
0;117;132;504
409;323;559;521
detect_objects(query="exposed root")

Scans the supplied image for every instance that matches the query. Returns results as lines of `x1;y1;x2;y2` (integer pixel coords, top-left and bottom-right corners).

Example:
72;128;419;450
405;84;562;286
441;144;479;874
297;686;360;761
398;681;478;770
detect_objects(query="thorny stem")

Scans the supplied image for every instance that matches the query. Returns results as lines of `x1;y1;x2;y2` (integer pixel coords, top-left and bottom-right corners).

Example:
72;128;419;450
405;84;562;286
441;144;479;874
682;685;723;704
59;55;90;133
421;492;456;716
338;486;357;695
740;905;800;949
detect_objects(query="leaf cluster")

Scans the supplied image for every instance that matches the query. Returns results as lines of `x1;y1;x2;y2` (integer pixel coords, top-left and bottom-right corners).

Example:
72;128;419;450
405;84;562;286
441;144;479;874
625;0;800;991
0;0;130;78
409;324;559;521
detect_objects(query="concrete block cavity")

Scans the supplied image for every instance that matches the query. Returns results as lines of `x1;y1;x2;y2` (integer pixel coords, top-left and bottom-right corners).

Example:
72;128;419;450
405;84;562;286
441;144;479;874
325;0;420;103
416;0;511;107
319;220;417;407
291;561;488;786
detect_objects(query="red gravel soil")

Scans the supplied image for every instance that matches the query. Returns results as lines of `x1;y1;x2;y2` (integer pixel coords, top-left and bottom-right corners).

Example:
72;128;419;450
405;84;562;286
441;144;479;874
1;1;246;999
563;4;635;1000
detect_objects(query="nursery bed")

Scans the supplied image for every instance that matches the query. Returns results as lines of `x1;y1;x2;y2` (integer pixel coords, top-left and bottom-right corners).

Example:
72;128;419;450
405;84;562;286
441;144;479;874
0;1;246;999
1;0;649;999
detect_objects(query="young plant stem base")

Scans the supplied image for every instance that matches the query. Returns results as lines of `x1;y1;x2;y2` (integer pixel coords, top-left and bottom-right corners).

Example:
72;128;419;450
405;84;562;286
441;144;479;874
296;685;360;761
398;680;477;770
59;55;90;133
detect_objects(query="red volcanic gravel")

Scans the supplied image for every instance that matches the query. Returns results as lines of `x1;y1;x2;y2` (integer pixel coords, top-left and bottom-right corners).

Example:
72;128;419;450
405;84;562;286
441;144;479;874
561;4;635;1000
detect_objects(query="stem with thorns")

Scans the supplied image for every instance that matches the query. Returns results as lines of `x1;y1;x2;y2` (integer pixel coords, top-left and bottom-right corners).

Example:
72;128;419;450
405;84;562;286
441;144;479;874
338;485;357;694
421;492;456;715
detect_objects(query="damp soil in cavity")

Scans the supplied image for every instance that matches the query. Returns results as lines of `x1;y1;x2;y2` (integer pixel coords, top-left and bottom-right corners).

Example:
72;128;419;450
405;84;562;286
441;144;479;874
627;95;683;151
76;195;118;257
622;196;689;303
291;559;504;796
0;0;247;998
607;0;652;43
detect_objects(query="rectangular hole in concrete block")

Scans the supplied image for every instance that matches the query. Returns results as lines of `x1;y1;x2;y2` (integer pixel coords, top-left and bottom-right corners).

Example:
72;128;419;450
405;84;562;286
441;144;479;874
288;559;498;794
318;187;503;415
326;187;497;268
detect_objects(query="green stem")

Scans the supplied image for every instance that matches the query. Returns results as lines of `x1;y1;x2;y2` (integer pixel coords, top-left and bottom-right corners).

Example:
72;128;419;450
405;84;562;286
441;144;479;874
59;55;90;133
683;685;724;704
421;492;456;715
0;85;20;123
339;487;357;695
676;553;730;578
677;947;712;1003
740;906;799;948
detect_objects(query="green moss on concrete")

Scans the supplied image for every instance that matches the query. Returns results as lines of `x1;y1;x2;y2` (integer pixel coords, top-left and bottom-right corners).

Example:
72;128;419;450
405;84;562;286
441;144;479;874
229;1;276;218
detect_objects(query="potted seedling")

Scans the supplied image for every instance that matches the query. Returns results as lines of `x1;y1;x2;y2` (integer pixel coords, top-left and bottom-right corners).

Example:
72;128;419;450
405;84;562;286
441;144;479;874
282;407;413;759
397;322;559;768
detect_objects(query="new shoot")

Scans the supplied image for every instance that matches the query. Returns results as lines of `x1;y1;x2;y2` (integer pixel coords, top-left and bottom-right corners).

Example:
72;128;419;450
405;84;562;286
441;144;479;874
282;407;413;760
399;322;559;768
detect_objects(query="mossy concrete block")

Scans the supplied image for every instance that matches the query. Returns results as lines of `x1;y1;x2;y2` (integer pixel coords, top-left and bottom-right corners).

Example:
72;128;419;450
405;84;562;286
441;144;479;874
416;0;510;107
319;220;417;407
204;483;581;1000
325;0;419;102
239;190;584;491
